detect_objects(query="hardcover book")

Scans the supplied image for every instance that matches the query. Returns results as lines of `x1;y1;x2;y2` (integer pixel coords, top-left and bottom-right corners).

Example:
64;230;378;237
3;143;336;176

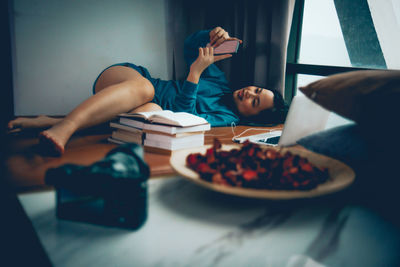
118;110;211;135
111;129;143;144
119;110;208;127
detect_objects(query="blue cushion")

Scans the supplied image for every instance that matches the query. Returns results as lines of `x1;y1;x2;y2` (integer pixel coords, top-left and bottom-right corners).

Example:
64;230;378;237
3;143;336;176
296;124;370;171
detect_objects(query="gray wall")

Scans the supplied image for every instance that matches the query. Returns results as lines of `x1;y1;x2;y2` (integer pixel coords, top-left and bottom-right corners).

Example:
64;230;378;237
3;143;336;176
11;0;170;116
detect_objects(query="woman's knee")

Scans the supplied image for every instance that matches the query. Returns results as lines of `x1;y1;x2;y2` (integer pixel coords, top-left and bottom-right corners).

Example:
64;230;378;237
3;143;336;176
125;77;154;102
120;78;154;105
129;103;162;113
141;78;155;101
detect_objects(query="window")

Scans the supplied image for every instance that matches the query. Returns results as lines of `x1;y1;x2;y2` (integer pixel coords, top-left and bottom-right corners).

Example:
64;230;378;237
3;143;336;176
285;0;400;101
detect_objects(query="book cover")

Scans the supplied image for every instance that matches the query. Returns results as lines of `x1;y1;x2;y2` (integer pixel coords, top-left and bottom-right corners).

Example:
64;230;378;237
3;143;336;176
207;40;240;55
107;137;126;145
119;117;146;130
119;110;208;127
120;117;210;134
111;130;143;144
144;123;210;135
143;129;205;137
110;121;143;133
143;138;204;151
145;132;204;145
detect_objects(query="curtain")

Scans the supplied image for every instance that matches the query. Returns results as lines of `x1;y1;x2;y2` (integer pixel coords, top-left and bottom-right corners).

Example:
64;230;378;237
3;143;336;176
166;0;295;97
1;0;14;124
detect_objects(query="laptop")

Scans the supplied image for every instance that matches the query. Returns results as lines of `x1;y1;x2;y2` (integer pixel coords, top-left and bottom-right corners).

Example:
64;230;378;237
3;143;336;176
234;94;331;147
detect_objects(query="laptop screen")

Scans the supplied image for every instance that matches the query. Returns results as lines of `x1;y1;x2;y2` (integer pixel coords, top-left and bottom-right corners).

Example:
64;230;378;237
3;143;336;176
277;94;330;146
234;94;330;146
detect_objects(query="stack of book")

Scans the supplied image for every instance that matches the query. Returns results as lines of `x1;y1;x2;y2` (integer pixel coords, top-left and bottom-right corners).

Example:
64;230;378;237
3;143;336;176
108;121;143;145
108;110;211;154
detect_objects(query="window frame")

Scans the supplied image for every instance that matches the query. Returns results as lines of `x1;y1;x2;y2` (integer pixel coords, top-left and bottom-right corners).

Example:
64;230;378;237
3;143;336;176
285;0;386;103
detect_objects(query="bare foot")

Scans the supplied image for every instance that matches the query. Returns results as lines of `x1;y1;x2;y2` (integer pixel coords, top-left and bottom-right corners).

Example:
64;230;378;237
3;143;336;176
8;115;63;133
39;131;65;156
38;120;77;156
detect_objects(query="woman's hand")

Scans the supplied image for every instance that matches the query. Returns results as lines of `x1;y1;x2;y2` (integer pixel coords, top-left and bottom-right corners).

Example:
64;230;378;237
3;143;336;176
187;47;232;84
209;26;242;48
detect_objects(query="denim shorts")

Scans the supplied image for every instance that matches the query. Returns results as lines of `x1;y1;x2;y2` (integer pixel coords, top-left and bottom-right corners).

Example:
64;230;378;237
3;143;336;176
92;62;154;94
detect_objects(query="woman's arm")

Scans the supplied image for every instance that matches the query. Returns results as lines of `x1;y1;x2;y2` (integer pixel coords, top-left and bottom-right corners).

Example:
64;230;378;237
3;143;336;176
186;47;232;84
172;47;232;124
184;27;242;79
184;27;242;65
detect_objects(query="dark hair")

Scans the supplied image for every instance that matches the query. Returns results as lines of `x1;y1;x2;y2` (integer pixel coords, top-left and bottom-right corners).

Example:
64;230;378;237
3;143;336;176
240;88;289;126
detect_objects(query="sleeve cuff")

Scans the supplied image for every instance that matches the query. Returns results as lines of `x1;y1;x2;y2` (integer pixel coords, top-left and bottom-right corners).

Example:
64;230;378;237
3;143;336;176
182;80;199;96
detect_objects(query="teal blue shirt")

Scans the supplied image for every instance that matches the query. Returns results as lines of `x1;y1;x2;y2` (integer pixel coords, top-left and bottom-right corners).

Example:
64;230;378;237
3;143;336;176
147;30;240;127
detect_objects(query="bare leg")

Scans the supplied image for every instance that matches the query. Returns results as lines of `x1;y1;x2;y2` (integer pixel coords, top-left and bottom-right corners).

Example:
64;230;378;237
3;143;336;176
39;66;156;155
8;115;63;132
8;103;161;133
128;102;162;113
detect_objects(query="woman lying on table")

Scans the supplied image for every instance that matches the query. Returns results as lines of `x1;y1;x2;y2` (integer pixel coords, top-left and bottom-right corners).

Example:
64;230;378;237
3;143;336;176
8;27;288;155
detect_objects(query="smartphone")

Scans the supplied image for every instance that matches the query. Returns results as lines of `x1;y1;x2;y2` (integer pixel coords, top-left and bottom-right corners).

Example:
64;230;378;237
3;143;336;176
208;40;240;55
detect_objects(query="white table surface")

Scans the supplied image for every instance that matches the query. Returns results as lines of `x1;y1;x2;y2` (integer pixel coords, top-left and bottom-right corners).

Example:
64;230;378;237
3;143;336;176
19;176;400;267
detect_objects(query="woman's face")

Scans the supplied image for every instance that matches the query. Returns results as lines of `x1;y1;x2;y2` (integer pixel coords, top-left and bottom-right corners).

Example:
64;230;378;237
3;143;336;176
233;86;274;116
